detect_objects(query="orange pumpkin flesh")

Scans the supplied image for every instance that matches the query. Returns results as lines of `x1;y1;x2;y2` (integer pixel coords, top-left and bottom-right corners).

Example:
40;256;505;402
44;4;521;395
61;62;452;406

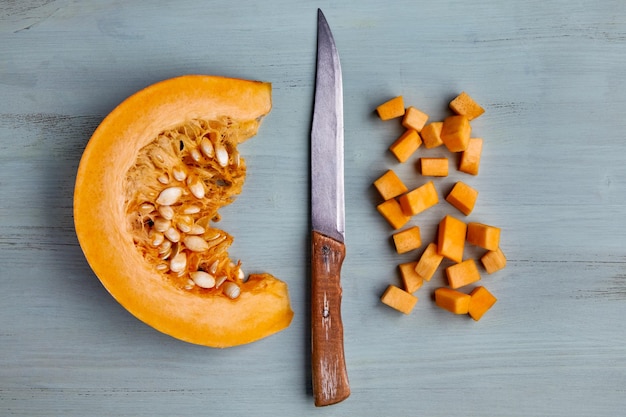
74;75;293;348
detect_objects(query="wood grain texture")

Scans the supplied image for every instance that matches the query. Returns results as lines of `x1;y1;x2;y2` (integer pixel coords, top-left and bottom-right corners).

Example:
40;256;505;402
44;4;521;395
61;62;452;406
2;0;626;416
310;231;350;406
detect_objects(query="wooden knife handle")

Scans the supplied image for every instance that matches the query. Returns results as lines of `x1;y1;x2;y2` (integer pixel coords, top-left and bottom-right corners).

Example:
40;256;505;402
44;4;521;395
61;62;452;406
311;230;350;406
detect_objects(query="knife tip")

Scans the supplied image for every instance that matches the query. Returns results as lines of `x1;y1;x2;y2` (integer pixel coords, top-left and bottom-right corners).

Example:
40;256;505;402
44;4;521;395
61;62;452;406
318;8;330;30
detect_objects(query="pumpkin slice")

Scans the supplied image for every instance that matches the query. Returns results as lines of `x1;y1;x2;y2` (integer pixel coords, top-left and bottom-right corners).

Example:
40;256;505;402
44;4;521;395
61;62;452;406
74;75;293;348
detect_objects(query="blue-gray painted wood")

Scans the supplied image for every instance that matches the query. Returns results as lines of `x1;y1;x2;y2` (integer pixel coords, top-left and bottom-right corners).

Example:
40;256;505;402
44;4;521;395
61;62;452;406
1;1;625;416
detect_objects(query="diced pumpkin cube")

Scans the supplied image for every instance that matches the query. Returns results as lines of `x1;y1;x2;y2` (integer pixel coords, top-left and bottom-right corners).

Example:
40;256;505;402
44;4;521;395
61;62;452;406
459;138;483;175
449;92;485;120
377;198;411;230
381;285;418;314
398;262;423;293
481;247;507;274
420;157;449;177
414;242;444;281
392;226;422;254
376;96;405;120
445;181;478;216
468;286;497;321
389;129;422;163
441;115;471;152
435;287;471;314
437;215;466;263
398;181;438;216
402;106;429;132
373;169;408;200
420;122;444;149
446;259;481;289
467;222;501;251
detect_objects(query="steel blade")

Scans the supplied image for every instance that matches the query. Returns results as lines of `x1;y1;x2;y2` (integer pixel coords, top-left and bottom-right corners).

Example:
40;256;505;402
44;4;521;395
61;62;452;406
311;9;344;243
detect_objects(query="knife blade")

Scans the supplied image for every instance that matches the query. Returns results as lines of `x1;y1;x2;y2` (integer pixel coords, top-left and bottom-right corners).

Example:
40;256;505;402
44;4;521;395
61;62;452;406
310;9;350;407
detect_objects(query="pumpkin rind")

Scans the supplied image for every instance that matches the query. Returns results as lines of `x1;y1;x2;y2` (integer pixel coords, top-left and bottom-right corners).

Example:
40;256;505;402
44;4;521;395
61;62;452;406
74;75;293;348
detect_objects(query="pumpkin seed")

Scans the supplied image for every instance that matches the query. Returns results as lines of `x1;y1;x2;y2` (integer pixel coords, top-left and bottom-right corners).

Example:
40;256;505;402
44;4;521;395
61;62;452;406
208;260;219;275
182;205;201;214
204;228;222;241
157;172;170;185
190;271;216;289
150;149;167;167
158;240;172;254
188;179;205;199
172;167;187;182
156;187;183;206
159;248;172;260
223;281;240;299
215;143;229;167
164;226;181;243
170;241;181;259
207;235;227;247
237;267;246;282
215;275;228;288
153;217;171;233
190;148;202;162
140;203;155;215
200;137;214;158
183;236;210;252
188;224;206;235
169;252;187;273
158;205;174;220
150;231;164;246
176;215;193;233
177;222;191;234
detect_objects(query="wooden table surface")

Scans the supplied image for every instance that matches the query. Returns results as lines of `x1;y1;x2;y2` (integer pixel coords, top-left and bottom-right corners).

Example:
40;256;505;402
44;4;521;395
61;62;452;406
2;1;625;416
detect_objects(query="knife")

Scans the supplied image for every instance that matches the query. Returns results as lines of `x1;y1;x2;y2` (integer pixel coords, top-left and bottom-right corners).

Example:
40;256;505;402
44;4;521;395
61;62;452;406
310;9;350;407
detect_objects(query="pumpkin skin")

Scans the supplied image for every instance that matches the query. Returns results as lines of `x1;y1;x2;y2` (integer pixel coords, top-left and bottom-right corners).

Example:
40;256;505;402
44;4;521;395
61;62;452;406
74;75;293;348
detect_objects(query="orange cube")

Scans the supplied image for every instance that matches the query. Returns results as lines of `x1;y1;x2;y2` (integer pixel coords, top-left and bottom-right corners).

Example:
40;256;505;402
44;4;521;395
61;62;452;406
373;170;408;200
414;242;444;281
437;215;466;263
467;222;501;251
377;198;411;230
392;226;422;254
449;92;485;120
445;181;478;215
420;158;449;177
468;286;497;321
376;96;405;120
481;247;507;274
441;115;471;152
398;262;423;293
402;106;429;132
420;122;444;148
459;138;483;175
446;259;481;289
381;285;418;314
435;287;471;314
398;181;439;216
389;129;422;163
